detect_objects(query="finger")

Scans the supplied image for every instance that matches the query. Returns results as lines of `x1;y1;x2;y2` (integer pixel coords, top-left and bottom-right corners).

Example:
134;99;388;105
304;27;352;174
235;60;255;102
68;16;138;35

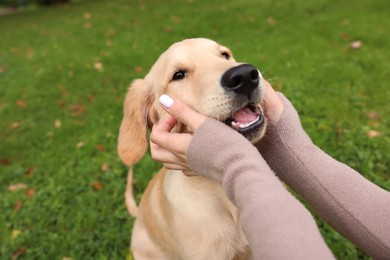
163;162;191;172
150;141;185;164
153;114;177;134
150;128;192;155
159;94;207;131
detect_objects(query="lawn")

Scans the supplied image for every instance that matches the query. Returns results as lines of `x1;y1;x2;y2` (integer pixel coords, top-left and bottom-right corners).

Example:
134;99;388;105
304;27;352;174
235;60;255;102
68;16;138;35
0;0;389;259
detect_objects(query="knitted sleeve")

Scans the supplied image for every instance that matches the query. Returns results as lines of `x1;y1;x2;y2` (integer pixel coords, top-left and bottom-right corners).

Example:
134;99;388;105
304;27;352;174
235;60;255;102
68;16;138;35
187;118;334;260
256;93;390;259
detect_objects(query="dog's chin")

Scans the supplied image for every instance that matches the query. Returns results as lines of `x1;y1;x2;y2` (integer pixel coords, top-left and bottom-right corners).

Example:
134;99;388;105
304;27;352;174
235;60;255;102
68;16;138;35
223;103;266;144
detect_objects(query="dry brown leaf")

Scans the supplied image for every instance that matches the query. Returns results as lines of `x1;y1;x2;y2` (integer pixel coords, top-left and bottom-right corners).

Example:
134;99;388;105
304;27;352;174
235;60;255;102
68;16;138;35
0;64;9;74
25;188;36;198
24;167;34;176
84;22;92;29
96;144;106;151
88;94;96;102
14;200;23;211
76;141;85;149
134;66;143;73
69;103;87;116
366;111;380;120
54;119;62;128
16;99;26;109
91;181;103;191
83;12;91;19
8;183;27;192
2;158;11;166
164;26;173;33
267;16;276;25
11;121;21;129
366;130;381;138
93;60;104;72
11;246;26;260
101;163;109;173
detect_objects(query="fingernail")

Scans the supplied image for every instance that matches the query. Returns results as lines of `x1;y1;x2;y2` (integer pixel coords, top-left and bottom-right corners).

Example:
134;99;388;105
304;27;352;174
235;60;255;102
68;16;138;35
159;94;174;108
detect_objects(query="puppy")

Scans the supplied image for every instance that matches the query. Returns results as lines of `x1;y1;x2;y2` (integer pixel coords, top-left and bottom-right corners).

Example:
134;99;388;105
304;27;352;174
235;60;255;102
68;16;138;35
118;38;267;260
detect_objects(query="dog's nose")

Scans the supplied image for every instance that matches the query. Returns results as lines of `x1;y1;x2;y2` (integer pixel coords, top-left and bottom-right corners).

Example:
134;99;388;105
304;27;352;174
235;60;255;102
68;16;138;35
221;64;260;96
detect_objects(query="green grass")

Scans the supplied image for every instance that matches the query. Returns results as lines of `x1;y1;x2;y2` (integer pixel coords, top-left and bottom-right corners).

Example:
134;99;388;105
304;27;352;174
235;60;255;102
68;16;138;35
0;0;389;259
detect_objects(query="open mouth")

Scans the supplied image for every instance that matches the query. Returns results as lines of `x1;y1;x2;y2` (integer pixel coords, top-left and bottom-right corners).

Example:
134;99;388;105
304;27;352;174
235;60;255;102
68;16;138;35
224;103;264;134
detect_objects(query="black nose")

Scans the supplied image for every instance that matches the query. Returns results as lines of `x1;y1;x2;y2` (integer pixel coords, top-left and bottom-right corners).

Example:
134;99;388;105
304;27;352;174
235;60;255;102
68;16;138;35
221;64;260;96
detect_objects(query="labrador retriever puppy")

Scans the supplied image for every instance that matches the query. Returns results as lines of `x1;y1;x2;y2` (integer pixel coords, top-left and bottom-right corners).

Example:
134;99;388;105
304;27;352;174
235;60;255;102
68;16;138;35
118;38;267;260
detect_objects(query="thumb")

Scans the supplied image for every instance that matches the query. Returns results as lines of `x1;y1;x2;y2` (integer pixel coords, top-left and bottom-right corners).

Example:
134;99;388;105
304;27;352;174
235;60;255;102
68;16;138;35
159;94;207;131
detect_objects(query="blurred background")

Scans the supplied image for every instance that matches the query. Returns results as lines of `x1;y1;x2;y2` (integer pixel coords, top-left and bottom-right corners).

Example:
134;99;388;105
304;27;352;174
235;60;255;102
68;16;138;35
1;0;389;259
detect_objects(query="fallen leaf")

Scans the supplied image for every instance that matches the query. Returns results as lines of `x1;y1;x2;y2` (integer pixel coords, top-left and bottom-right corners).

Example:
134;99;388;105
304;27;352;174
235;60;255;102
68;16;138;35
2;158;11;166
76;141;85;149
366;111;380;120
69;103;87;116
134;66;143;73
83;12;91;19
16;100;26;109
350;40;362;49
164;26;173;33
0;64;9;74
14;200;23;211
26;48;34;59
8;183;27;192
88;94;96;102
54;119;62;128
267;16;276;25
24;167;34;176
366;130;381;138
96;144;106;151
25;188;36;198
106;40;113;47
171;15;181;23
11;247;27;260
11;230;22;240
11;122;21;129
84;22;92;29
94;60;104;72
101;163;109;173
340;33;350;40
106;29;116;37
91;181;103;191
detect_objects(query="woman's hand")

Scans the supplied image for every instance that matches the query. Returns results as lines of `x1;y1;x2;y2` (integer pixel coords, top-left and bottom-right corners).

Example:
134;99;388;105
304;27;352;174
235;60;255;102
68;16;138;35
150;80;284;173
150;95;208;174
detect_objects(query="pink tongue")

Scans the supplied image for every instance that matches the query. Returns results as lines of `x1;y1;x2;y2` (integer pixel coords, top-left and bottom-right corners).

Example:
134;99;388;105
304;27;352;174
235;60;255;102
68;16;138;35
232;107;257;124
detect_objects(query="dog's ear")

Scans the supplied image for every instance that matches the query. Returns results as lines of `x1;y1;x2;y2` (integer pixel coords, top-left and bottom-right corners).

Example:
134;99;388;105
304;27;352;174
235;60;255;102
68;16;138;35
117;79;157;166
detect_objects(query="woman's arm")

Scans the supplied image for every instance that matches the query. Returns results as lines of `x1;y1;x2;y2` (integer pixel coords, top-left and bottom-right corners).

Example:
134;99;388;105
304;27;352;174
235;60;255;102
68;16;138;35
256;93;390;258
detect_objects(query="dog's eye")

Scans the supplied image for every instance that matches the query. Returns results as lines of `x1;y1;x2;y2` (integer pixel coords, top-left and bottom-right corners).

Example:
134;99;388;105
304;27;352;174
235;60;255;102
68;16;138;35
172;70;186;80
221;52;230;60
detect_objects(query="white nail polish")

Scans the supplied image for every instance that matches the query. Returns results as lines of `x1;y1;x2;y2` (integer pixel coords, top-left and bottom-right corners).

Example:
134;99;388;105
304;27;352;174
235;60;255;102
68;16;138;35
159;94;174;108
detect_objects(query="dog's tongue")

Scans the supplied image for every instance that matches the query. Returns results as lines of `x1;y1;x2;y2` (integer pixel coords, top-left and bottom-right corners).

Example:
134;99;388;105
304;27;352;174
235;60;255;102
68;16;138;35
232;107;258;124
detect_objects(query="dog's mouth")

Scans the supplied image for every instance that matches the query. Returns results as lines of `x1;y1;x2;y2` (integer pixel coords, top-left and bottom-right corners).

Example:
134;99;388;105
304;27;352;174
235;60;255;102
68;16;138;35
224;103;264;134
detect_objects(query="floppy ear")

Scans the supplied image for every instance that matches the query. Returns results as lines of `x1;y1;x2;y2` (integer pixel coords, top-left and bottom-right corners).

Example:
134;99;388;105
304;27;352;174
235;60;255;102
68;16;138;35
117;79;156;166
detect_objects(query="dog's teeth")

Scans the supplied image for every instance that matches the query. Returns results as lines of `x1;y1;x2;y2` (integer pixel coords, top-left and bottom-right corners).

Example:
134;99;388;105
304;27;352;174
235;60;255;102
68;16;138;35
238;116;260;129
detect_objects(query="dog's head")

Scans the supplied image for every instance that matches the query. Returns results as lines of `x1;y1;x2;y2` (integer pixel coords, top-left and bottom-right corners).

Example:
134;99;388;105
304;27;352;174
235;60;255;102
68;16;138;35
118;38;267;166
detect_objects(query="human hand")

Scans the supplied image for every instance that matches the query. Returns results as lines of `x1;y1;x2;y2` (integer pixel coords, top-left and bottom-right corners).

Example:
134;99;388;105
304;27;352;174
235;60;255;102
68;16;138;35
150;95;208;175
263;80;285;123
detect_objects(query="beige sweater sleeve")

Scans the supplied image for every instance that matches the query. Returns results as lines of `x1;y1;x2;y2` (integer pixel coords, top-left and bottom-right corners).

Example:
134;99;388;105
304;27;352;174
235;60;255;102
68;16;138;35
187;119;335;260
256;93;390;259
